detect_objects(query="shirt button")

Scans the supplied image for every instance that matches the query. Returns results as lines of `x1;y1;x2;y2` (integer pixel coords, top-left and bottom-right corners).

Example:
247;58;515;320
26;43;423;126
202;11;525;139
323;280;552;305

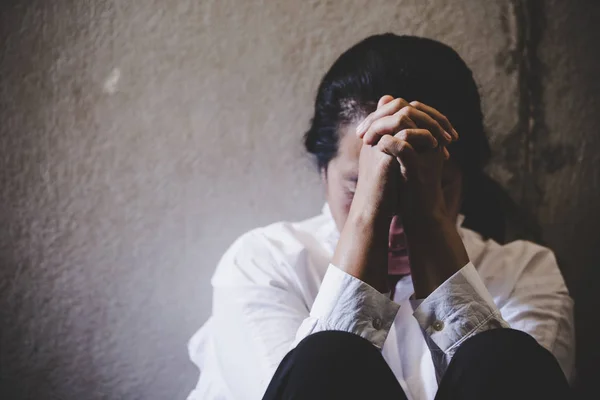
373;318;382;330
432;320;444;332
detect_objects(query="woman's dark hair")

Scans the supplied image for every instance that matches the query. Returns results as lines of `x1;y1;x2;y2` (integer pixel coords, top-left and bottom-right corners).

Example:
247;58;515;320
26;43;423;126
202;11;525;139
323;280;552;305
305;33;537;243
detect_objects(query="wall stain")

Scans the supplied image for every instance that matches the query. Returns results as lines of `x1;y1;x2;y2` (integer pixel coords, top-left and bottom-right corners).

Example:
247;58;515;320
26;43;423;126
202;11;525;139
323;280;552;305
495;1;519;75
541;145;577;174
500;0;575;214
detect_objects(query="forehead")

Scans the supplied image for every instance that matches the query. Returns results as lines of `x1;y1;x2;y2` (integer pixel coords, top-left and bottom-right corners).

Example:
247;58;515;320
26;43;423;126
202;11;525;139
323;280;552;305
330;124;362;176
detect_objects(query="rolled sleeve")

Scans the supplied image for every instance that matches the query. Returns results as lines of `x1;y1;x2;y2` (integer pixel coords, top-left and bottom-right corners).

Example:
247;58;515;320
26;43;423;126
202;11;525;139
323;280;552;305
413;263;509;376
294;264;400;349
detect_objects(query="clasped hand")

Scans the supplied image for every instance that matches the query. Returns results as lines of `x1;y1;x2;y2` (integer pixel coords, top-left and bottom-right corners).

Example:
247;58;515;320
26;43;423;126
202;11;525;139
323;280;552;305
350;95;459;227
332;95;470;297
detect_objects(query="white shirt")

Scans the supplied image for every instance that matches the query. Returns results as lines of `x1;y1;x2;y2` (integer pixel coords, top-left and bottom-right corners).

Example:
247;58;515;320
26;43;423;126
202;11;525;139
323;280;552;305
187;205;575;400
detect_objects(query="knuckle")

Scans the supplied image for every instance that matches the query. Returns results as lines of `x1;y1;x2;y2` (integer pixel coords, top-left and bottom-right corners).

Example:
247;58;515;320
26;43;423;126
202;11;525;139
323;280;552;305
394;113;405;126
378;134;393;148
396;140;408;154
401;106;414;116
402;114;415;126
397;129;409;141
390;98;404;110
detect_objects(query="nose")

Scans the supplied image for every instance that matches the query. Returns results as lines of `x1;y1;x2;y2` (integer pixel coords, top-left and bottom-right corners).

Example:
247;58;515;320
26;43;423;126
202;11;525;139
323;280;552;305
388;215;406;249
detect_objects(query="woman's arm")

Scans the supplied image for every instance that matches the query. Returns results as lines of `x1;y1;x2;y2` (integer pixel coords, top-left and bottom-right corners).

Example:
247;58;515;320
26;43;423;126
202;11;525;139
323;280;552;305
356;97;512;380
333;96;457;294
408;241;574;382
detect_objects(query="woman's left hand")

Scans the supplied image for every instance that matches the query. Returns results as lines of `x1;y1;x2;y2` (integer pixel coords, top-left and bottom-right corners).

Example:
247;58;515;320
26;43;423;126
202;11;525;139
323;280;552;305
356;95;455;224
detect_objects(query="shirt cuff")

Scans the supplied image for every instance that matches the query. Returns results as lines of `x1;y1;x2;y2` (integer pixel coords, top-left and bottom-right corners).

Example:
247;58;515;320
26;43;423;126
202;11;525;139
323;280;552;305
308;264;400;349
413;262;509;355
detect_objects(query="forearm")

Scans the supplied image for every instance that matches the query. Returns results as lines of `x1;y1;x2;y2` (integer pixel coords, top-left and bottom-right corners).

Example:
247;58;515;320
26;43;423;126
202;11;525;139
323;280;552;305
331;209;391;293
404;213;469;298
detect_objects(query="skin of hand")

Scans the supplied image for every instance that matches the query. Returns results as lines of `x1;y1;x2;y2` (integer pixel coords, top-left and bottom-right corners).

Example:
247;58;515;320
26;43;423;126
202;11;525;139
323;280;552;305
332;95;470;297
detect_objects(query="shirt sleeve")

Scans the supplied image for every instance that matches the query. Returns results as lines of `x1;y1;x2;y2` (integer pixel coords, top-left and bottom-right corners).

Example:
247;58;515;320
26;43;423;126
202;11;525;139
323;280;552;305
412;262;509;379
293;264;400;349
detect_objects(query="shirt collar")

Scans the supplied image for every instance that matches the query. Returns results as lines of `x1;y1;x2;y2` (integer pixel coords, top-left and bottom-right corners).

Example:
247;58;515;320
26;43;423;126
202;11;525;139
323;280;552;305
321;202;334;221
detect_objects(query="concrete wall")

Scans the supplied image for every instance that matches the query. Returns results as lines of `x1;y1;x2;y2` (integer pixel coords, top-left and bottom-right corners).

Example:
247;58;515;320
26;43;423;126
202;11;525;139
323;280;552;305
1;1;598;398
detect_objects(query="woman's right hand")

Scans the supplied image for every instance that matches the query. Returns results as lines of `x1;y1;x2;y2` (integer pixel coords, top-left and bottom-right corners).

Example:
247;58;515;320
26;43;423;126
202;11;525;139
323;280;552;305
348;96;448;226
351;95;468;297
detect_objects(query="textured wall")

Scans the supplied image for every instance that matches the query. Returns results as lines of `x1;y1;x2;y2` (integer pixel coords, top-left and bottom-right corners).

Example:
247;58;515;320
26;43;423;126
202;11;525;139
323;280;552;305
0;1;598;399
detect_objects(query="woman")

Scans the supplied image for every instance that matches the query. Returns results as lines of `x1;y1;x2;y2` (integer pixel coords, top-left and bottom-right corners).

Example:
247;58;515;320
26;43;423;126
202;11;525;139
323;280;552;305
187;34;574;400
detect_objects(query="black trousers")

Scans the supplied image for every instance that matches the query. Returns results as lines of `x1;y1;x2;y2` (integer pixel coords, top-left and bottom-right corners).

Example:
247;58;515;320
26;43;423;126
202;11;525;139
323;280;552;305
262;329;571;400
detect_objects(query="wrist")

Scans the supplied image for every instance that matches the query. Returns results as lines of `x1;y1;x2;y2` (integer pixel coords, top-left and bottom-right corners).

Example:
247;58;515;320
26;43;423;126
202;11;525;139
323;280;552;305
402;206;450;234
346;202;392;233
403;210;469;298
332;207;391;293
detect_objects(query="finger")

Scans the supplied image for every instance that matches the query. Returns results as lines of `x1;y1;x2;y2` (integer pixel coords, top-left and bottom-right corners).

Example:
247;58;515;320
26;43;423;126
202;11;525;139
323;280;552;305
377;135;418;173
363;112;417;145
377;95;395;108
399;106;453;146
443;146;450;160
409;101;459;140
356;97;410;138
394;128;438;151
